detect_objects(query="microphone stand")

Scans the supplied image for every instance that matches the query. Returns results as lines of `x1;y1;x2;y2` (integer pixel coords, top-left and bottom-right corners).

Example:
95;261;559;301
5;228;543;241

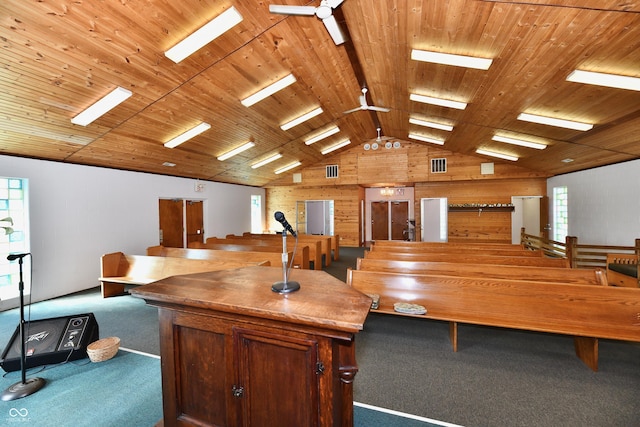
1;255;46;401
271;229;300;294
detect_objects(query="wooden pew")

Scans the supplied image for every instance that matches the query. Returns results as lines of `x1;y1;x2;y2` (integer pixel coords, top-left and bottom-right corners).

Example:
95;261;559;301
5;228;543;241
363;250;571;268
241;232;333;267
147;245;290;269
190;241;310;270
356;258;608;286
211;236;320;270
371;240;521;250
346;269;640;371
99;252;268;298
605;253;639;288
369;243;542;257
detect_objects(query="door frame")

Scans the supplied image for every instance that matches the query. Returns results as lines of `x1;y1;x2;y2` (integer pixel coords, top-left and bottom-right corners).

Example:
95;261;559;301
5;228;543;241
159;198;205;247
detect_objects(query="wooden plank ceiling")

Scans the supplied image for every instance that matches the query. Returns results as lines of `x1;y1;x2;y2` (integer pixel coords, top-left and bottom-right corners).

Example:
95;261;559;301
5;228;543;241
1;0;639;187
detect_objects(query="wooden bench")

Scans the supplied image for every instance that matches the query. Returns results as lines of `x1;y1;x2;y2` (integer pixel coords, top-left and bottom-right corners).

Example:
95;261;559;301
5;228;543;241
371;240;521;250
241;232;334;267
212;236;320;270
356;258;608;285
146;245;290;269
99;252;268;298
258;233;339;263
606;253;639;288
369;243;542;257
190;241;310;270
363;250;571;268
347;269;640;371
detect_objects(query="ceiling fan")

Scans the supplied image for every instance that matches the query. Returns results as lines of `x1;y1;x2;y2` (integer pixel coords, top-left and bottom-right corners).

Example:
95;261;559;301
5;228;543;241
269;0;347;45
344;87;391;114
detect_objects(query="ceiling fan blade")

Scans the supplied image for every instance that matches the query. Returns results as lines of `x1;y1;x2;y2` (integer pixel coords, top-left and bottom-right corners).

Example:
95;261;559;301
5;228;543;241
327;0;345;8
269;5;317;16
322;15;346;45
368;106;391;113
343;106;364;114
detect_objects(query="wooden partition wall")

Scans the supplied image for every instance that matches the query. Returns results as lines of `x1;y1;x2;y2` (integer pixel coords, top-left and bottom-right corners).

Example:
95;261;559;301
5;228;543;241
265;143;548;246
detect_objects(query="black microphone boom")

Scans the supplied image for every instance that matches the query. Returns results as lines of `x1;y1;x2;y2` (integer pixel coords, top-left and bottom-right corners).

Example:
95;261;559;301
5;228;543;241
7;253;30;261
274;211;297;237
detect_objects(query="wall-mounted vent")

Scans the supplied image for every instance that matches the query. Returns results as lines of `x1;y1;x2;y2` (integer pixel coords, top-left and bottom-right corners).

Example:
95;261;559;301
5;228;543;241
431;158;447;173
326;165;339;178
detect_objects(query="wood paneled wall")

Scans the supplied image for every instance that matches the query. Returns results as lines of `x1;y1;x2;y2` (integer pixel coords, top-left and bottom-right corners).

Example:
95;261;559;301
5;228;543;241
266;141;548;246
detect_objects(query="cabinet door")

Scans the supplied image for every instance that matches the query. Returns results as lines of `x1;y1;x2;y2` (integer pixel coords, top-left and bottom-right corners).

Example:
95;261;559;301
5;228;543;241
167;316;233;427
234;328;322;427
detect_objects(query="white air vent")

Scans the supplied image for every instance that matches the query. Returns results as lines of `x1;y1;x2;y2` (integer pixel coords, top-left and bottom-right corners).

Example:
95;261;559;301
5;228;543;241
431;158;447;173
326;165;339;178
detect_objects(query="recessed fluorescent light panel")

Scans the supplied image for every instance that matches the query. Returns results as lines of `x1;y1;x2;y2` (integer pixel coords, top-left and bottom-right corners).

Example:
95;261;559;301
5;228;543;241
409;117;454;132
566;70;640;92
476;149;518;161
280;107;323;131
217;141;255;161
241;74;296;107
71;87;132;126
321;139;351;155
164;122;211;148
251;153;282;169
305;126;340;145
165;6;243;63
517;113;593;131
410;93;467;110
408;133;445;145
492;135;547;150
411;49;493;70
275;161;301;175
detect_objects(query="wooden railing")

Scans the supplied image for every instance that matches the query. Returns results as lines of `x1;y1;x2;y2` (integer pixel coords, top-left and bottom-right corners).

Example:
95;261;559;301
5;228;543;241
520;228;640;269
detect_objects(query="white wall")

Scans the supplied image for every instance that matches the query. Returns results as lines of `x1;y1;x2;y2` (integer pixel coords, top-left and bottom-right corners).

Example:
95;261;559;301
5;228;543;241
0;155;265;309
547;159;640;246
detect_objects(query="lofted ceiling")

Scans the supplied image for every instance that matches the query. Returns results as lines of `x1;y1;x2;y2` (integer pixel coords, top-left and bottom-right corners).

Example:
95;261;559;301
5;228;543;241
1;0;639;187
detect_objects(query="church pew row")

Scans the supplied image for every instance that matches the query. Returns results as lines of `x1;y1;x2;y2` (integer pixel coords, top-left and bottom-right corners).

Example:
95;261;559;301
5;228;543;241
355;258;608;286
147;245;291;270
369;242;542;257
211;236;321;270
371;240;522;250
240;232;336;266
99;251;268;298
363;249;570;268
189;241;310;270
346;269;640;371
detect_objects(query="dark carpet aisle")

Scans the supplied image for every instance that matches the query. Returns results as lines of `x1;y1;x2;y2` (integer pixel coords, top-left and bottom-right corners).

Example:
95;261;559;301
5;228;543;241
1;246;638;427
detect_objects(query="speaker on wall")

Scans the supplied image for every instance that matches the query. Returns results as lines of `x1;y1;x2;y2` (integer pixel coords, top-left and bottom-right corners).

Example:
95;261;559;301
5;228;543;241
0;313;99;372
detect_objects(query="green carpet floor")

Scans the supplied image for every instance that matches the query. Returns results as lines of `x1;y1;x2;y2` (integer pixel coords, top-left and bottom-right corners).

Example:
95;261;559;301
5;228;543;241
0;347;449;426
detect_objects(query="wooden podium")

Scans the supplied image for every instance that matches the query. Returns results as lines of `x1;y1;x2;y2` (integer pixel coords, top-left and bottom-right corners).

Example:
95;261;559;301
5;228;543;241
131;266;372;427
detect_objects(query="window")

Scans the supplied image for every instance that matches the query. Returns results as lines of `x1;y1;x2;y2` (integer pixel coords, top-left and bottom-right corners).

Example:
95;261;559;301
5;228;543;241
553;186;568;242
0;177;30;300
251;195;262;233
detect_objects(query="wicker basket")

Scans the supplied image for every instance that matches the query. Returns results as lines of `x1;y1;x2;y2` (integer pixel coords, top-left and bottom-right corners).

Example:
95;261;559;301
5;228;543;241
87;337;120;362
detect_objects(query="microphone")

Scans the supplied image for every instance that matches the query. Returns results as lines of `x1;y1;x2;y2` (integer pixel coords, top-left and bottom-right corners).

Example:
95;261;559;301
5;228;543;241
274;211;297;237
7;253;30;261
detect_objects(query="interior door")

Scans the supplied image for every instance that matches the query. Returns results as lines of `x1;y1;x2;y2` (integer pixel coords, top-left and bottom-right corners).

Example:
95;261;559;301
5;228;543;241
306;201;325;235
371;201;389;241
540;195;550;240
422;198;448;242
186;200;204;246
159;199;183;247
390;201;409;240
